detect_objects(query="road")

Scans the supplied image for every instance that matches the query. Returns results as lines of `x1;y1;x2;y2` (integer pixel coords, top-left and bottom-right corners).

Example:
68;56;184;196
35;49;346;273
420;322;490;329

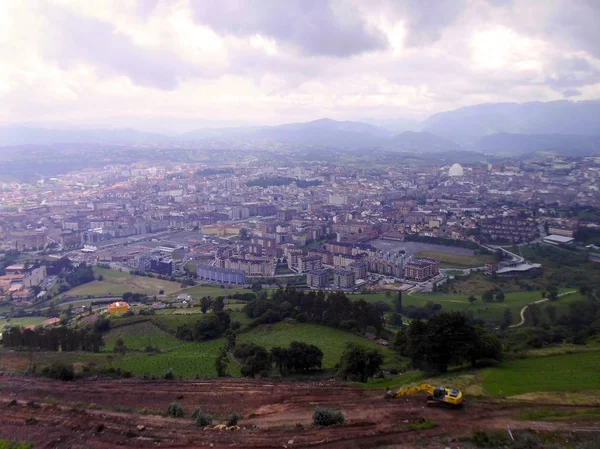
510;291;576;327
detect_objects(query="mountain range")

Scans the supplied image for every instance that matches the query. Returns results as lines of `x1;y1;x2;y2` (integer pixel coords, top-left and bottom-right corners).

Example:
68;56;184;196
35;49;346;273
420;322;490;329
2;100;600;155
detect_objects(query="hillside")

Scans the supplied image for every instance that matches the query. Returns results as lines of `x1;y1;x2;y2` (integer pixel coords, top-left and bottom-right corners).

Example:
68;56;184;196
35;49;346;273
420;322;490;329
423;100;600;146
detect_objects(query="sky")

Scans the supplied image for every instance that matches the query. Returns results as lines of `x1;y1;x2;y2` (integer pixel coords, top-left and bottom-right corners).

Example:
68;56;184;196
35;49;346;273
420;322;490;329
1;0;600;132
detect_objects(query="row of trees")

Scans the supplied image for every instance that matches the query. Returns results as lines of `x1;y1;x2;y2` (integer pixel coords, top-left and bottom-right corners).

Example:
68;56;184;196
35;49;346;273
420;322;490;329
228;341;381;382
175;311;232;341
1;325;104;352
243;288;384;334
247;177;321;188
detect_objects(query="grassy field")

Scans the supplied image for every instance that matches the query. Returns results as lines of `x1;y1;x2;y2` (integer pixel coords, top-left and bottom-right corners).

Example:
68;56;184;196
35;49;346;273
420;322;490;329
99;318;404;378
93;267;129;279
482;350;600;397
350;289;575;324
415;251;495;268
177;284;271;299
0;316;47;331
238;322;403;369
57;273;181;299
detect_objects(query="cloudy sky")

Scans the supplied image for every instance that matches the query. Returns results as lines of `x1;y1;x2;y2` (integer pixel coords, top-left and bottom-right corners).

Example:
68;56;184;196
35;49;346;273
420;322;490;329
1;0;600;132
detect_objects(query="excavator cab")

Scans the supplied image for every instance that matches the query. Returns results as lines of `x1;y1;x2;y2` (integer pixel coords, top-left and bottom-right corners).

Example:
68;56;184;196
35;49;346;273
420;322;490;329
432;386;446;399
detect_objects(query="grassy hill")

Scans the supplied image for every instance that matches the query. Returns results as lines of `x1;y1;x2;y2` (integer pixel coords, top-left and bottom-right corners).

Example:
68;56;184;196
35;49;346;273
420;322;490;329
100;319;402;378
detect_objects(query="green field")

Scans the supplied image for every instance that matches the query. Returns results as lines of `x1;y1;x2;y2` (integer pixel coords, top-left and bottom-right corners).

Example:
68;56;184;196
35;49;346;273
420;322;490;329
99;319;403;378
177;284;271;299
0;316;47;331
57;273;181;299
415;251;495;268
482;351;600;396
238;322;403;369
350;289;575;324
93;267;128;279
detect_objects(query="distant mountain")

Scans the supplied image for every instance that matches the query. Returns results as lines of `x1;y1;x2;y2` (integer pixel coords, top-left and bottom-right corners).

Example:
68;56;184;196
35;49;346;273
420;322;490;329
3;100;600;156
475;133;600;156
253;118;392;148
385;131;461;152
0;126;170;147
361;117;422;134
423;100;600;146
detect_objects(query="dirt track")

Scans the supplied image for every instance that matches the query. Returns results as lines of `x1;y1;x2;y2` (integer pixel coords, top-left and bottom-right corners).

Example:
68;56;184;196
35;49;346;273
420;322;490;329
0;376;598;449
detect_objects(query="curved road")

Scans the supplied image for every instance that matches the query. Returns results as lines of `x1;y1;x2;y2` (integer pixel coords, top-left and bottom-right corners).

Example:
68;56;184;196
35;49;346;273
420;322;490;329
510;291;576;327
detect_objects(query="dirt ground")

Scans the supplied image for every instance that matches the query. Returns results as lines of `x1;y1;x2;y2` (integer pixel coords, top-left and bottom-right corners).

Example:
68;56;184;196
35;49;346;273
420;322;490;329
0;376;598;449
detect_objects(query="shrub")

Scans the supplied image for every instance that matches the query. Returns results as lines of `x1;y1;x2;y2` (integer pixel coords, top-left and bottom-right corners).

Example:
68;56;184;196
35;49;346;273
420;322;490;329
41;362;75;381
0;440;34;449
469;430;511;447
227;412;241;426
194;410;213;427
312;407;345;427
163;368;175;380
166;401;184;418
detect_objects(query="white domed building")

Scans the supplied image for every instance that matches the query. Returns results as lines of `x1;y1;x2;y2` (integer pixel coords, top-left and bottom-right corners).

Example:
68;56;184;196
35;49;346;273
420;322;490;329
448;163;464;177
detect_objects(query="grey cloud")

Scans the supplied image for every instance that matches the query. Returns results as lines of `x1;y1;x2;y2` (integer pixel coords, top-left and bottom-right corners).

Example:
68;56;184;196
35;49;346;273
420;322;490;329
562;89;581;98
189;0;388;57
399;0;467;47
545;56;600;90
42;4;199;89
546;0;600;58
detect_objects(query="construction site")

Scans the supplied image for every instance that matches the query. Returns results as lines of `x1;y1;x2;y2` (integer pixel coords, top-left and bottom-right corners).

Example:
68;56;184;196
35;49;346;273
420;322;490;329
1;376;599;449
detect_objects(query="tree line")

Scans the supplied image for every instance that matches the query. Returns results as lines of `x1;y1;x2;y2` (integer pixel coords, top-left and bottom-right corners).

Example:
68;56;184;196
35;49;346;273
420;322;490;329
225;340;382;383
247;177;322;188
1;325;104;352
243;288;384;334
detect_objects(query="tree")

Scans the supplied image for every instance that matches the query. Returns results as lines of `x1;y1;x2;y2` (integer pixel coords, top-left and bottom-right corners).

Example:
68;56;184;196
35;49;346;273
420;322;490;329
114;337;126;354
235;343;271;378
97;274;104;281
468;326;502;367
424;312;475;373
215;347;229;377
468;295;477;304
200;297;212;314
482;290;494;303
495;291;505;302
239;227;249;240
395;290;403;313
500;307;512;330
338;343;383;383
213;297;225;313
546;304;557;324
547;285;559;301
225;330;236;350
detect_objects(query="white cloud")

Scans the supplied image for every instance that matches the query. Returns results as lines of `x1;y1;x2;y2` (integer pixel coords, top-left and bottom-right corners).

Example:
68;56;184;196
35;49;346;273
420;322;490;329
0;0;599;131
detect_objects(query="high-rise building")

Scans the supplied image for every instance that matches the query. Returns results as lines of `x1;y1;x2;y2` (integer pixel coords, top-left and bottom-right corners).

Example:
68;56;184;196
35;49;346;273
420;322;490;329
306;268;329;289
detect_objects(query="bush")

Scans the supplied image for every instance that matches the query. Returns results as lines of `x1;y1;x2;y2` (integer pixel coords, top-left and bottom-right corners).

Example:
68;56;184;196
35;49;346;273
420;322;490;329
41;362;75;381
166;401;184;418
163;368;175;380
0;441;33;449
227;412;241;426
312;407;345;427
194;410;213;427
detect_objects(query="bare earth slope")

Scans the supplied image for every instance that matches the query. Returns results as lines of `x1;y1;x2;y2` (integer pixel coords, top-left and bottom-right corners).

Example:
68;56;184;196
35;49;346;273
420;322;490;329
0;376;598;449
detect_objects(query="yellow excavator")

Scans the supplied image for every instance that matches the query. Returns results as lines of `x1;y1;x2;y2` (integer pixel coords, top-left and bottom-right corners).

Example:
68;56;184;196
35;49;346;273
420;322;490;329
385;383;463;408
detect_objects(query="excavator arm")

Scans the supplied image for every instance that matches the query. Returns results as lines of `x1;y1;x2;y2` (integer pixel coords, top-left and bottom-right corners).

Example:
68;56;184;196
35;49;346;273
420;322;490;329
393;383;436;398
